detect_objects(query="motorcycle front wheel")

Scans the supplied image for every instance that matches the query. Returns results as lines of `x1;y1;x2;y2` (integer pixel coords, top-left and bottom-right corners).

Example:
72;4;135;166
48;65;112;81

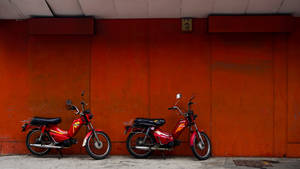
85;131;111;160
191;132;211;160
126;132;154;158
26;128;51;156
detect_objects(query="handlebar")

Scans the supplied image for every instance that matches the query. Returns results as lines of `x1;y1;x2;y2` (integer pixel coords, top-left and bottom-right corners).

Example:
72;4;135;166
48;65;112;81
73;105;80;115
66;101;83;116
168;106;184;116
168;94;196;117
66;92;88;116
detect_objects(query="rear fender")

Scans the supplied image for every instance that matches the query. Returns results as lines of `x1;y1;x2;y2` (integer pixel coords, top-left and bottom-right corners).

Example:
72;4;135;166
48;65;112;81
129;127;148;134
82;129;103;147
21;123;36;132
124;125;145;134
22;123;29;132
124;125;132;135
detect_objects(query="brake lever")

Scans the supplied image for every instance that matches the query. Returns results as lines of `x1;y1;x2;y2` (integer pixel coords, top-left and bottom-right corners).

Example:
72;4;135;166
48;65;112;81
74;110;80;115
189;95;195;102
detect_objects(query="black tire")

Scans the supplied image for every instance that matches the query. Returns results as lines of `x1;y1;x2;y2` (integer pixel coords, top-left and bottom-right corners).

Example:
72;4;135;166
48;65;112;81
85;131;111;160
26;129;51;156
191;132;211;160
126;132;154;158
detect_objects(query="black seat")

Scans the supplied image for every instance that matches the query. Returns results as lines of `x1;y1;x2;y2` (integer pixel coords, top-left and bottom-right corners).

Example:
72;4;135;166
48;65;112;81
134;118;165;127
30;117;61;126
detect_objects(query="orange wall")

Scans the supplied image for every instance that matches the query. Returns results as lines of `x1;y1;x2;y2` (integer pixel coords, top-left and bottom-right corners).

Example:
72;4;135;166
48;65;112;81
287;19;300;157
0;21;29;154
211;33;274;156
0;18;300;157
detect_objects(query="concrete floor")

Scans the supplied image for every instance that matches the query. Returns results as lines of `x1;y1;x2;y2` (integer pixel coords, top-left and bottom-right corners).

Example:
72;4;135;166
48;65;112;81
0;155;299;169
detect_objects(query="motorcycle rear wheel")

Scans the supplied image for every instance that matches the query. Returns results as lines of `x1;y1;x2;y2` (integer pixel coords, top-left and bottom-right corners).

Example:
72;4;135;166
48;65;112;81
26;129;51;156
126;132;154;158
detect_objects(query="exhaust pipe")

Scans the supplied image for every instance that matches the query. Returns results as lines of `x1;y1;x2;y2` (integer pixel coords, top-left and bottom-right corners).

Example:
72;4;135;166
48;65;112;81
30;144;62;149
134;146;170;151
134;146;150;150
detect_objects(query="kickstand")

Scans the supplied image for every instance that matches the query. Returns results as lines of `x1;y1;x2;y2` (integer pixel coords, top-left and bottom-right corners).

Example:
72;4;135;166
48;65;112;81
57;149;63;159
161;152;166;160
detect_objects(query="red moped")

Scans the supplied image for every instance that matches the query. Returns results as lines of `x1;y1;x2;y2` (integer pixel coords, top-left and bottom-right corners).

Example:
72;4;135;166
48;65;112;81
21;92;111;159
124;94;211;160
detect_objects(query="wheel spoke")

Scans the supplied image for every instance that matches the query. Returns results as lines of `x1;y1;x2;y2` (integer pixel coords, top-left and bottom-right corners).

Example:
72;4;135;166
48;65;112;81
86;131;111;159
191;132;211;160
26;129;51;156
127;132;153;158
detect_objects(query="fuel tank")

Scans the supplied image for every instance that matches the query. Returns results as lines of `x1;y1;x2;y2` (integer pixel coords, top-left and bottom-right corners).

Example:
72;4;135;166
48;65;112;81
48;126;69;142
153;128;174;144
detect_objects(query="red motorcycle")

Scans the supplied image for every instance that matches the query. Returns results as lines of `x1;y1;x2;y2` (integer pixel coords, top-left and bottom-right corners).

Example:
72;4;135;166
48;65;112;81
124;94;211;160
21;92;111;159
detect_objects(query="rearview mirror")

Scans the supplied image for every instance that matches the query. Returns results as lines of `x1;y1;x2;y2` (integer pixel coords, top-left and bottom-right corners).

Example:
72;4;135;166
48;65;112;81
66;100;73;110
71;105;77;111
66;99;72;105
176;93;182;99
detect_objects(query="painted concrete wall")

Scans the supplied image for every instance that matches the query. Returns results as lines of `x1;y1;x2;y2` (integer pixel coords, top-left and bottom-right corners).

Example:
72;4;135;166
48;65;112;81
0;18;299;157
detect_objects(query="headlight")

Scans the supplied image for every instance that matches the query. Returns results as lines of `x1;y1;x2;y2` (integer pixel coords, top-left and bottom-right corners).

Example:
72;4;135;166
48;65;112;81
88;113;93;119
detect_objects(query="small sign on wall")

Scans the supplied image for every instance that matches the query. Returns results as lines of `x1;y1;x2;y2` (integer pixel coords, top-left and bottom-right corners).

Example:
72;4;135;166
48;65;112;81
181;18;192;32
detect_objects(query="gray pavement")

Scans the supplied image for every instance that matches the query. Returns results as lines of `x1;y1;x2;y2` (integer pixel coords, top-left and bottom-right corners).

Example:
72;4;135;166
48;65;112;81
0;155;299;169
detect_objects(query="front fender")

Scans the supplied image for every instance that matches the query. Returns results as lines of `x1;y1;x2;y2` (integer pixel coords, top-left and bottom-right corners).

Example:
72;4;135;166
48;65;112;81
82;129;103;147
190;131;197;146
190;130;204;146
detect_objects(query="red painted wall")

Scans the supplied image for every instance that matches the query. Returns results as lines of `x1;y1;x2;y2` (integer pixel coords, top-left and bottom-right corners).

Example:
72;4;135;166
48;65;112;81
0;18;300;157
287;19;300;157
0;21;29;154
211;33;274;156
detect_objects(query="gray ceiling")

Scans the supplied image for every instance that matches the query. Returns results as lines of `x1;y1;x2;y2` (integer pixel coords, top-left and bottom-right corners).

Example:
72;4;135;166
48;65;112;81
0;0;299;19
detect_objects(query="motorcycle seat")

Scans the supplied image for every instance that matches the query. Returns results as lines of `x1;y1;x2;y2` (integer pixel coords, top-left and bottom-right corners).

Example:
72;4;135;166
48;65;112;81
134;118;165;127
30;117;61;125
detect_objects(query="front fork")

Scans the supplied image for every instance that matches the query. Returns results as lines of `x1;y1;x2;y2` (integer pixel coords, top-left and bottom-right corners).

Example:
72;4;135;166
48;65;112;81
88;122;102;145
192;124;205;149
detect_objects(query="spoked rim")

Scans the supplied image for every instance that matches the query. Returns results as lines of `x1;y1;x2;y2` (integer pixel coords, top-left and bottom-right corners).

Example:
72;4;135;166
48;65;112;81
128;132;153;156
193;132;211;158
87;131;111;158
26;129;51;155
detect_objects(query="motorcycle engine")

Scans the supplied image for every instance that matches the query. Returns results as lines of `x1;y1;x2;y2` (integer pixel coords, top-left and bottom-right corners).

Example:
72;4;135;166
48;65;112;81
60;138;77;147
165;139;181;148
